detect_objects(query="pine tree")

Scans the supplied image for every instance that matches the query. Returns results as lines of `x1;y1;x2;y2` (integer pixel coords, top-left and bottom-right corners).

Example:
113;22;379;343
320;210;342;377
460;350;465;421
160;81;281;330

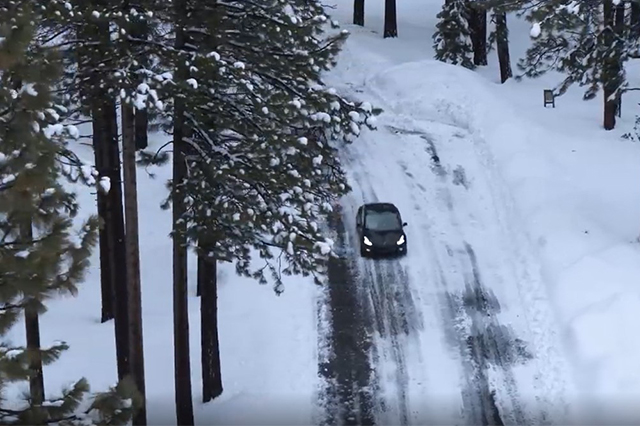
0;3;141;424
14;2;165;421
60;0;382;414
174;0;379;291
487;7;512;83
111;6;163;424
50;5;160;382
516;0;637;129
78;5;124;327
124;0;381;409
56;0;134;388
168;0;195;422
433;0;476;69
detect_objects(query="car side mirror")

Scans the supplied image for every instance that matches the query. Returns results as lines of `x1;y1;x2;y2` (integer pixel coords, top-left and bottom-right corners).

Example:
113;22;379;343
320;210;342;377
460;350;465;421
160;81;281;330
402;222;408;227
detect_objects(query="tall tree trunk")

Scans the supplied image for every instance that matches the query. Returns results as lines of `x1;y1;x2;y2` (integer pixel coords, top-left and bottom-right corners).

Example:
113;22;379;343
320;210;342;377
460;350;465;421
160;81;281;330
134;109;148;151
603;0;618;130
22;219;45;406
602;95;615;131
122;102;147;425
92;100;115;324
353;0;364;26
199;245;223;403
125;0;149;152
468;2;488;66
173;1;195;423
468;3;478;61
24;302;44;406
613;1;625;118
631;1;640;37
494;11;512;83
104;98;131;379
383;0;398;38
172;97;194;426
82;16;115;325
478;8;487;65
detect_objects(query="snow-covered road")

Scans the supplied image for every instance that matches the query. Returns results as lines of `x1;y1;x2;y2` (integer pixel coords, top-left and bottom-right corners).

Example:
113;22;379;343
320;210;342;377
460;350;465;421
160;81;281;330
316;26;576;425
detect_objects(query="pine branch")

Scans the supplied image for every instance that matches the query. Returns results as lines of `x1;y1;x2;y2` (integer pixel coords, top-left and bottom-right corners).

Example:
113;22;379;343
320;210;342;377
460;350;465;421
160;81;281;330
0;303;24;312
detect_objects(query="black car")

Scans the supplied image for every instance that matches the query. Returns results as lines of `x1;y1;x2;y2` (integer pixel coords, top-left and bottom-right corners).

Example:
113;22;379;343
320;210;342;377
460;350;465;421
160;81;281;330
356;202;407;257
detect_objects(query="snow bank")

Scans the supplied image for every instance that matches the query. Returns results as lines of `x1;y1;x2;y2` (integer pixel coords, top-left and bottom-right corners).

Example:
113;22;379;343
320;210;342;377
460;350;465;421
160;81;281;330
195;270;319;425
368;59;640;416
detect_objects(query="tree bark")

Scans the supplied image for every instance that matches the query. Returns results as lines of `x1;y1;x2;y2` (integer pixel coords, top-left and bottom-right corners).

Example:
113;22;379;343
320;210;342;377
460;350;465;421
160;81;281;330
82;15;115;325
103;98;131;380
602;0;618;130
173;1;195;423
602;91;615;131
467;1;487;66
383;0;398;38
631;1;640;37
134;107;148;150
199;246;223;403
353;0;364;26
603;105;616;132
494;11;512;83
612;1;624;118
122;102;147;425
478;8;487;65
24;302;44;405
92;99;115;324
25;302;44;406
172;98;194;426
22;219;44;407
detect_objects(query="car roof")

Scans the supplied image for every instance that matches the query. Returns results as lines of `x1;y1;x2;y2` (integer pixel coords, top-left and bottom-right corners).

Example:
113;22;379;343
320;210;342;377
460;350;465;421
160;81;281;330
363;202;399;212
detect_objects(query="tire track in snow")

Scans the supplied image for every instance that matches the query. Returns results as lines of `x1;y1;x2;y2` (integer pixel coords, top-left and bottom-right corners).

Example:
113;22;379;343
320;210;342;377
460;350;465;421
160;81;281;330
343;156;424;425
363;261;410;425
383;90;573;422
317;211;376;426
433;126;568;424
464;123;573;424
399;153;506;425
461;244;532;424
440;243;533;426
333;39;570;423
388;124;534;425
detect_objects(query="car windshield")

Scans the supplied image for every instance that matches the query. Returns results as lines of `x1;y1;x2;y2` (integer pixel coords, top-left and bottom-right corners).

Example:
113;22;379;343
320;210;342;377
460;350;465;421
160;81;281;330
365;210;401;231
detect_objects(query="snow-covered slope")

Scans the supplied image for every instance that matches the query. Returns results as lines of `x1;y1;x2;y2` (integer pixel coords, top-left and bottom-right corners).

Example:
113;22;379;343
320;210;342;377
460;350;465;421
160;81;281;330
325;0;640;422
325;28;573;425
6;0;640;424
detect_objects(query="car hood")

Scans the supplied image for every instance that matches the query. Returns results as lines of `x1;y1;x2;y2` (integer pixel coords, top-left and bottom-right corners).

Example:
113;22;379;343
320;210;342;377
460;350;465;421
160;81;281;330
364;229;404;246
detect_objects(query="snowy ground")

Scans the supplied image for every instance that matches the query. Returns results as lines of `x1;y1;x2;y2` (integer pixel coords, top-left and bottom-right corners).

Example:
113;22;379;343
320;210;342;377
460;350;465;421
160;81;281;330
6;0;640;424
5;131;320;425
319;0;640;423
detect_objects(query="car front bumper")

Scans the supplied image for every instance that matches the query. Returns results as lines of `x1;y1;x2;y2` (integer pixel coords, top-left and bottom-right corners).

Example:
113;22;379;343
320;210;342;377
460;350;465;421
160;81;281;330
363;243;406;256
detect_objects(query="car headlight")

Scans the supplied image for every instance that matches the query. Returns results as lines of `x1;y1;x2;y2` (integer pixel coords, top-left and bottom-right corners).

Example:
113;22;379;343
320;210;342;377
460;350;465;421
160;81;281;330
396;235;405;245
363;236;373;246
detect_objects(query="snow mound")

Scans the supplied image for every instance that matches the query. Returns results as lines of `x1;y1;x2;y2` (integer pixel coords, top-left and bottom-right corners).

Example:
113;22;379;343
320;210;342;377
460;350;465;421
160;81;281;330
367;58;640;416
